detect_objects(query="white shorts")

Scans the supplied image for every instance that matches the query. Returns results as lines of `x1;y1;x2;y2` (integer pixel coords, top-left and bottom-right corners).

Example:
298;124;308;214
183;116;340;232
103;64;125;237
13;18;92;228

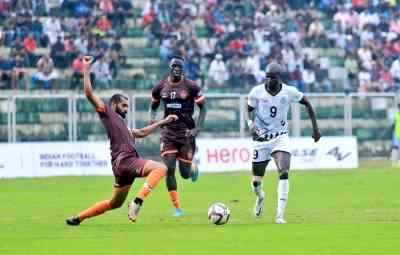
252;134;291;162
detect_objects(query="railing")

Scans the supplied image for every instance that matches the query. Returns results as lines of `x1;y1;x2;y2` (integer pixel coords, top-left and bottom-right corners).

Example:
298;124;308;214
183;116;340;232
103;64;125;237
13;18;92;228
0;93;398;158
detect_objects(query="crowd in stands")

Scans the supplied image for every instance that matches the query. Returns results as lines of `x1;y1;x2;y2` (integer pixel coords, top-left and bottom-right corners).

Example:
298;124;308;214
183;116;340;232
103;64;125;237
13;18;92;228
1;0;400;93
143;0;400;93
0;0;131;90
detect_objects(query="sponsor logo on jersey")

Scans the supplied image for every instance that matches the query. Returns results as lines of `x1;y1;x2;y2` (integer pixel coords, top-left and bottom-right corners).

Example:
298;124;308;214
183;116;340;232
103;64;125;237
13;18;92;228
180;90;188;99
280;97;287;105
166;103;182;109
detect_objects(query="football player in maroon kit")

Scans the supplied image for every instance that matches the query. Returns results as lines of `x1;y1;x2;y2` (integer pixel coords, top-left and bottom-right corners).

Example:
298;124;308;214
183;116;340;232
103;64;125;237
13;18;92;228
150;56;207;217
66;56;178;225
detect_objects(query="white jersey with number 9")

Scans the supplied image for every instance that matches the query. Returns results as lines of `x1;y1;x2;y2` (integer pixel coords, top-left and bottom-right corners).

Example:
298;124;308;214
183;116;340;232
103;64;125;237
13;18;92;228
247;83;303;137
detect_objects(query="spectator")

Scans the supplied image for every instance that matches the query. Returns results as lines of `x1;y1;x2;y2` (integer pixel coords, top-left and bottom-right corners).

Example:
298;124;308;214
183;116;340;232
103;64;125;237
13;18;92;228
227;54;243;90
302;67;316;92
358;67;372;92
291;65;305;92
70;54;84;90
95;15;112;36
390;57;400;84
207;53;228;88
243;50;260;86
31;16;46;47
50;36;67;68
32;54;58;90
44;17;62;45
345;53;360;92
0;52;27;90
23;33;37;66
91;57;111;89
74;33;88;54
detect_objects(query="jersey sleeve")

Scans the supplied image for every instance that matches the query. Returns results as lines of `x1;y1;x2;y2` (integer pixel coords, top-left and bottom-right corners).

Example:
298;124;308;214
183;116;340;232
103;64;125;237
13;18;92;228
247;87;258;108
151;81;163;103
287;85;304;103
97;104;111;118
191;82;205;105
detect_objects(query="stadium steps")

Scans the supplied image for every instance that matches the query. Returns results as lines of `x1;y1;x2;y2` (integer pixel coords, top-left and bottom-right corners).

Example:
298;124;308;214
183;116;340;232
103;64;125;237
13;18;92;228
125;57;160;67
78;122;105;136
301;107;344;119
329;57;345;68
0;113;8;124
352;108;387;119
16;123;67;141
302;127;344;136
0;127;7;142
16;99;68;113
124;47;159;58
120;37;147;48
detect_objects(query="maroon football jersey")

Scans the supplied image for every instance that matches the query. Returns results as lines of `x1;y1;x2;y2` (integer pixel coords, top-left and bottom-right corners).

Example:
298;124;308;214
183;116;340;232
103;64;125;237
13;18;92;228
151;77;205;138
97;104;139;163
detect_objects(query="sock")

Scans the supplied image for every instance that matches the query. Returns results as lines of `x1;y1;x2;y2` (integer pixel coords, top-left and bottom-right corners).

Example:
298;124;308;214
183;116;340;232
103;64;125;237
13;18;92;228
277;179;289;218
78;200;111;221
134;197;143;205
169;190;181;209
391;149;398;165
251;180;263;197
137;168;166;200
191;163;198;175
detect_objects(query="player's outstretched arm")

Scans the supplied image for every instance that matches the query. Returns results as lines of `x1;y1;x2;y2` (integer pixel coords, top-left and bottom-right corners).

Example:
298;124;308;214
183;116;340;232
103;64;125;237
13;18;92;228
299;96;321;142
132;115;178;138
82;56;105;112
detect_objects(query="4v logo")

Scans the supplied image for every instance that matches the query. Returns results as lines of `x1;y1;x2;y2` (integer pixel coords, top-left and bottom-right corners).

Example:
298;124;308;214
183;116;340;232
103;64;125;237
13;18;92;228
327;147;350;161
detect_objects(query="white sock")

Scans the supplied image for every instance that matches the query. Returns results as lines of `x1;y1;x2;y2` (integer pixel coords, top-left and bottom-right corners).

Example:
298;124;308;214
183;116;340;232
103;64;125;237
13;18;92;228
251;181;264;197
391;149;398;165
277;179;289;218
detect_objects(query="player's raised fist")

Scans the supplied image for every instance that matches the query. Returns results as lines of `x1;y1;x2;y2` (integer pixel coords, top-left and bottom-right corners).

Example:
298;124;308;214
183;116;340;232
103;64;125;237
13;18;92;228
312;129;321;142
83;56;93;66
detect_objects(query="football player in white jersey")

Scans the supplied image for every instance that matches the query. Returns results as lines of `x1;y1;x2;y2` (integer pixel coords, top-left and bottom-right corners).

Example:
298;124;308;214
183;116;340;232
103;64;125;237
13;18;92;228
246;62;321;224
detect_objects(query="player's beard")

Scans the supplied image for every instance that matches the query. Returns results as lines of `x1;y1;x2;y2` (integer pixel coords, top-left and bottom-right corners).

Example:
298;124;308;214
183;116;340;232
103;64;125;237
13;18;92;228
116;109;127;119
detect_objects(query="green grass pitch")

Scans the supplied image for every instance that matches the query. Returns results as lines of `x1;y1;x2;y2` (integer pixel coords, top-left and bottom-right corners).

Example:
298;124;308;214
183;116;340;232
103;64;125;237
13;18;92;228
1;163;399;255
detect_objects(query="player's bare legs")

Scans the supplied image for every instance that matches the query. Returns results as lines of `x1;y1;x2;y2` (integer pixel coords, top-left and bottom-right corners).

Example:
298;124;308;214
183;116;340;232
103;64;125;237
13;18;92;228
272;151;291;224
66;185;131;226
128;160;166;222
178;159;198;182
251;160;268;218
163;154;184;216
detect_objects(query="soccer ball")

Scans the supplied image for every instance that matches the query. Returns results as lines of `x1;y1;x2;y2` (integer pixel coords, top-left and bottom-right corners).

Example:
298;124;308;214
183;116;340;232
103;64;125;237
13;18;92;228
208;203;230;225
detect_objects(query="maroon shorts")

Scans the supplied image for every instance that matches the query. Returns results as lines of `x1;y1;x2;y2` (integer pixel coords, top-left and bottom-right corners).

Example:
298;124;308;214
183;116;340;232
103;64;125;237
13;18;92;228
112;156;148;187
160;136;196;164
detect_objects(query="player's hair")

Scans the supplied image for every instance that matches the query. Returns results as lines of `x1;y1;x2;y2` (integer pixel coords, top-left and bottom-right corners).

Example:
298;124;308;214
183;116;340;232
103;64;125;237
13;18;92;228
109;94;128;104
170;55;185;63
266;62;282;74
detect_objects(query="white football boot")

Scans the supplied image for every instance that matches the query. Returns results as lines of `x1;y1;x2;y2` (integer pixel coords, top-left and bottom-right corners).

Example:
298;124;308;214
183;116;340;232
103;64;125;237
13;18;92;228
254;191;265;218
128;201;141;222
